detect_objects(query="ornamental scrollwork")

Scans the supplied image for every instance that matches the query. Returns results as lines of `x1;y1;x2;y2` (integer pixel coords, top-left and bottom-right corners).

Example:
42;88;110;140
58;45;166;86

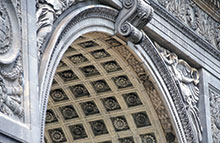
115;0;154;44
155;42;203;143
209;86;220;143
0;1;24;121
156;0;220;50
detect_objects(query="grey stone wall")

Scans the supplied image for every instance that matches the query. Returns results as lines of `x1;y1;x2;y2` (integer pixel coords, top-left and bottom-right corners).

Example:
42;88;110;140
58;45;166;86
0;0;219;142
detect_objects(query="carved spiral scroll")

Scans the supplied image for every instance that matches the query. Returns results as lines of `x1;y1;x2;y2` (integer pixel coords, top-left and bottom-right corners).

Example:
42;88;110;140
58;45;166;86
115;0;153;44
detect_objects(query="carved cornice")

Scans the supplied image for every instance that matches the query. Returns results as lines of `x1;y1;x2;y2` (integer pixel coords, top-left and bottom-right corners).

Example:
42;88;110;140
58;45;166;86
193;0;220;22
148;0;220;62
209;85;220;143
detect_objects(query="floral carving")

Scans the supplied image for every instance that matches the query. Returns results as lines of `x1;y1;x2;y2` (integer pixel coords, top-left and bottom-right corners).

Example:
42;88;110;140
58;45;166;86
68;54;88;64
69;124;87;140
111;116;129;131
80;101;100;116
102;61;122;73
132;112;151;128
46;109;58;123
102;96;121;111
119;137;134;143
90;120;108;136
91;49;110;59
69;84;90;98
92;80;111;93
59;105;78;120
49;128;67;142
112;75;133;89
50;89;68;102
123;92;142;107
140;133;156;143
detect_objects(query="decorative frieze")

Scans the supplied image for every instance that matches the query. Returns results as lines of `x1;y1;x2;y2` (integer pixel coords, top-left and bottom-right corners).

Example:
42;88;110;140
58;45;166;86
209;86;220;143
155;0;220;50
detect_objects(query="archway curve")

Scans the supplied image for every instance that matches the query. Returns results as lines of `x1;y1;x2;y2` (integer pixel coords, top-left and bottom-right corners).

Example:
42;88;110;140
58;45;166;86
39;2;191;143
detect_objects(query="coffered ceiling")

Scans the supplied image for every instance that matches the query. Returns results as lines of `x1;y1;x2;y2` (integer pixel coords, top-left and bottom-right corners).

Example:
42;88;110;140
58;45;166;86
44;32;176;143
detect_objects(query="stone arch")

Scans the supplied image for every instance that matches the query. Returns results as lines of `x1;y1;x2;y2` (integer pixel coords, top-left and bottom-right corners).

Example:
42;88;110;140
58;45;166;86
38;1;196;143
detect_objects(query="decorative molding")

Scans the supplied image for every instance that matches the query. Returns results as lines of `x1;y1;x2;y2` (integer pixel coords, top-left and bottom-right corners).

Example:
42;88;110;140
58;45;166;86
193;0;220;22
154;42;203;143
0;1;24;121
209;85;220;143
152;0;220;51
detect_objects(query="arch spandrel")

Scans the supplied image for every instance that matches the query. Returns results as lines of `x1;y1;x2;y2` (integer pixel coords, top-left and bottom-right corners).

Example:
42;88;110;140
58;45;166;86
38;0;202;143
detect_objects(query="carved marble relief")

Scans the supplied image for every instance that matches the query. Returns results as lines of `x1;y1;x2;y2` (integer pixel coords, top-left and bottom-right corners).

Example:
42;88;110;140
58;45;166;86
154;42;203;143
0;1;24;121
36;0;86;55
209;86;220;143
155;0;220;50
